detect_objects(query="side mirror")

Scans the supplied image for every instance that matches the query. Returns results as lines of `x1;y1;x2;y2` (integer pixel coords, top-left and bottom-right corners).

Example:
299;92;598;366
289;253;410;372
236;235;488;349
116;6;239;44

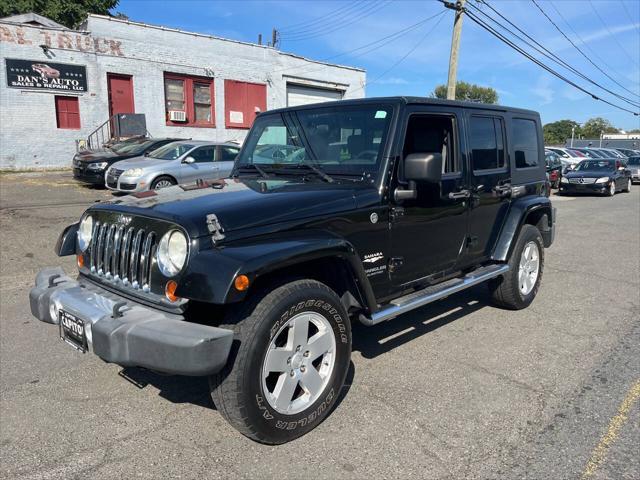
394;152;443;202
183;156;195;164
405;152;443;182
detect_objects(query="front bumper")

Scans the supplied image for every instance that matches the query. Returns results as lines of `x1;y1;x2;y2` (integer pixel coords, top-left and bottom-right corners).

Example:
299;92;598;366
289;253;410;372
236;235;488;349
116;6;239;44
29;267;233;376
73;168;106;185
559;182;609;194
105;172;148;193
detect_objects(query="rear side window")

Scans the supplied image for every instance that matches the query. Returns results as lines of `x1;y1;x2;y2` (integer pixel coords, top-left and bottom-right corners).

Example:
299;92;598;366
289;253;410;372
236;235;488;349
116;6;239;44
469;116;505;171
513;119;539;168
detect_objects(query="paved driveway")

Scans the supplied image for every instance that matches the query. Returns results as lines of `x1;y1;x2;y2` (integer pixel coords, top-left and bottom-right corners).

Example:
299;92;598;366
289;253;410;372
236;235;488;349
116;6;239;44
1;172;638;479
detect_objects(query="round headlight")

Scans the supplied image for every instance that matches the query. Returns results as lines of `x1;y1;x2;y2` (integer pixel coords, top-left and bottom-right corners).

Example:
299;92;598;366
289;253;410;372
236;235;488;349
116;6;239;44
157;230;188;277
78;215;93;252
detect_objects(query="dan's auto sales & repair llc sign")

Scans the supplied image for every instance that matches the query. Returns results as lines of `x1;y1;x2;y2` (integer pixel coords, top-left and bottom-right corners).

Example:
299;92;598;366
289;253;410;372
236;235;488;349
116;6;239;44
5;59;87;92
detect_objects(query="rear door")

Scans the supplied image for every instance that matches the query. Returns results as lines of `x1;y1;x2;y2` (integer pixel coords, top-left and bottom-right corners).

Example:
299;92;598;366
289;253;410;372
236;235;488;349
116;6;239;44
461;112;511;264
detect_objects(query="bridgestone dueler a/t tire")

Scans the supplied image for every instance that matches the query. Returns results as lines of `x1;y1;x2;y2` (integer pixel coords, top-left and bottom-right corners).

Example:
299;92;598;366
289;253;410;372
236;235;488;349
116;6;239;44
209;280;351;444
488;224;544;310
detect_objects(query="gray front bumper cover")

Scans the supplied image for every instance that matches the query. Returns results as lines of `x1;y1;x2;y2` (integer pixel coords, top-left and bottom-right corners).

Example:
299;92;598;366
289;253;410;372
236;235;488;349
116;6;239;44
29;267;233;376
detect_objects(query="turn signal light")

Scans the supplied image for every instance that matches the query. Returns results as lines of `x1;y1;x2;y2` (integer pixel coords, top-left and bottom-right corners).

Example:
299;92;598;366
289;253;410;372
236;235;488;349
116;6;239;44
165;280;180;302
77;254;84;268
234;274;250;292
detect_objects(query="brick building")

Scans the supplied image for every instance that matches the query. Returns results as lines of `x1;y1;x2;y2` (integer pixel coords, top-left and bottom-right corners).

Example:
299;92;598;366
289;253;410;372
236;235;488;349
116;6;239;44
0;13;366;169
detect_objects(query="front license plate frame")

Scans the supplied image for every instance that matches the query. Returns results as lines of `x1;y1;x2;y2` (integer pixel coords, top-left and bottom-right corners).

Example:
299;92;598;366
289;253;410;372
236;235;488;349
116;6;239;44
59;310;88;353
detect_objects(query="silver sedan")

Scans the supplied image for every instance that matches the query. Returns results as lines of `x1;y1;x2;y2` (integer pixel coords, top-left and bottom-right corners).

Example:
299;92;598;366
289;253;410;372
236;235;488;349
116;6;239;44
105;140;240;192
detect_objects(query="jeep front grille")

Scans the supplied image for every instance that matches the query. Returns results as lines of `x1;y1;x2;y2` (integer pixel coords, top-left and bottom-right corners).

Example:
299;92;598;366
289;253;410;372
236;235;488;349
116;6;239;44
89;221;157;290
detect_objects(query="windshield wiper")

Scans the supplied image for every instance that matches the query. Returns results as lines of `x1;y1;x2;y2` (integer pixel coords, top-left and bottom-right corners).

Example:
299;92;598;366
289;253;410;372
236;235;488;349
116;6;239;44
293;162;334;183
235;163;269;179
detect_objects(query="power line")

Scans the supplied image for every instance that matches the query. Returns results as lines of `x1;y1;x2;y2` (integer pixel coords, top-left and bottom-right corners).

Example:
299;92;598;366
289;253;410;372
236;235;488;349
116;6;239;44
470;0;639;108
530;0;639;102
271;10;445;76
351;11;448;93
278;1;368;34
548;0;639;88
587;0;639;68
461;6;638;115
280;1;393;41
619;0;640;29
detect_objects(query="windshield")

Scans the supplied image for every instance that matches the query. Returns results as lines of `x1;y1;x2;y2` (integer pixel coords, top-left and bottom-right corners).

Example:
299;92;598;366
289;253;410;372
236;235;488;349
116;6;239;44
111;139;154;155
147;142;195;160
236;104;393;177
575;160;615;171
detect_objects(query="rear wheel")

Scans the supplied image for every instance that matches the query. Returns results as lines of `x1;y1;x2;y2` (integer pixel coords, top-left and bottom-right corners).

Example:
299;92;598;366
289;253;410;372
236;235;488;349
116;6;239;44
151;175;176;190
209;279;351;444
489;224;544;310
623;178;632;193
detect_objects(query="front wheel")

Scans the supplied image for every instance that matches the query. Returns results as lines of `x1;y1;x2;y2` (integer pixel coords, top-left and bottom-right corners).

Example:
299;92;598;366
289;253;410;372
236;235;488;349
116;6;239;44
488;224;544;310
209;279;351;444
607;181;616;196
151;175;177;190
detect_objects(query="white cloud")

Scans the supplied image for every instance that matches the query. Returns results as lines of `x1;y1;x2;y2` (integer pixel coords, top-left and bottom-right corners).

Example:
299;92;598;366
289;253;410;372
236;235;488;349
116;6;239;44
531;75;554;105
375;77;410;85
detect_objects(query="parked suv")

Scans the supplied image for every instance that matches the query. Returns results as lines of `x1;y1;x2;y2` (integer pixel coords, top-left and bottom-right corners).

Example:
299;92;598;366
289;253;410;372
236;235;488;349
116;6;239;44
30;97;555;444
105;140;239;192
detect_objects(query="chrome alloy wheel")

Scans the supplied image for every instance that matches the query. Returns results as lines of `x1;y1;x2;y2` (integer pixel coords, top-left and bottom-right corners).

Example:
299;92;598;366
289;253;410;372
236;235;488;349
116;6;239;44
609;182;616;196
261;312;336;415
153;179;174;190
518;241;540;295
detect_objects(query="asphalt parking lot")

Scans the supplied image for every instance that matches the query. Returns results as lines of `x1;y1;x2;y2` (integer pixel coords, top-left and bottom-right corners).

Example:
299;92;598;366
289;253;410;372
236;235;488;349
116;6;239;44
1;171;638;480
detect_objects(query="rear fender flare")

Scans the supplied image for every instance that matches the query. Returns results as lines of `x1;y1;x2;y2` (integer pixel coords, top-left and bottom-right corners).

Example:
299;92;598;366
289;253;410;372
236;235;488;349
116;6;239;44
492;197;552;262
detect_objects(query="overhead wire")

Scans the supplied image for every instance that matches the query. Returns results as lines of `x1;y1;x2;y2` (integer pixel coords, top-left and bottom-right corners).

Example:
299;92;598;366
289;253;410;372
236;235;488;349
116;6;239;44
459;4;639;115
351;10;448;93
280;0;393;42
278;1;369;34
587;0;639;68
470;0;639;107
548;0;639;88
618;0;639;29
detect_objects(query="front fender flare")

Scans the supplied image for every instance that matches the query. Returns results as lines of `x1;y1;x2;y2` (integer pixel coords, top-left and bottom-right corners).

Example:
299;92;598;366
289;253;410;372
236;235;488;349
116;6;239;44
176;233;377;312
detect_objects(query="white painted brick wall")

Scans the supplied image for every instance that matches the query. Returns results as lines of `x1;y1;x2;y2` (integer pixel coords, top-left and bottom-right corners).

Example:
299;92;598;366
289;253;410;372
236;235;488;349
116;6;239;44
0;15;365;169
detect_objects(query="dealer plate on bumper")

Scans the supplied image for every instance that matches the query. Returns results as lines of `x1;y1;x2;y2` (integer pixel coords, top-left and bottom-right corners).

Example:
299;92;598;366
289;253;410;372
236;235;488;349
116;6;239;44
59;310;88;353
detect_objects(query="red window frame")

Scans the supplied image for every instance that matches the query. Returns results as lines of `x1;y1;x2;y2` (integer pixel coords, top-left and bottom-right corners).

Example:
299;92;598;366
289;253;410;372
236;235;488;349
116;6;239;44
55;96;80;129
224;80;267;129
164;73;215;128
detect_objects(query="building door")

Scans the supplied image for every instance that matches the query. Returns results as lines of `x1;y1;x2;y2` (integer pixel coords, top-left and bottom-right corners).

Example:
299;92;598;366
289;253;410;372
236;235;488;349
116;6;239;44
286;84;343;107
107;74;135;117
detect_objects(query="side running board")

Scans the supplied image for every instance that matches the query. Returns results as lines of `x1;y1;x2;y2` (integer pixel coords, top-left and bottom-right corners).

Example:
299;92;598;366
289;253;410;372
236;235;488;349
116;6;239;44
359;264;510;326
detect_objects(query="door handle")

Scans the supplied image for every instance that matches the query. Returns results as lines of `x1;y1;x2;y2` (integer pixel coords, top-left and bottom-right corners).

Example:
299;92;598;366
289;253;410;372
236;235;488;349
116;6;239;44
448;189;471;200
493;184;512;197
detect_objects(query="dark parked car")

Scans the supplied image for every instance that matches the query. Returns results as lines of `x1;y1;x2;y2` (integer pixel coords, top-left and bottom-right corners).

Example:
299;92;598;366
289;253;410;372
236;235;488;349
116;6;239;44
627;156;640;183
545;149;562;188
73;137;182;186
30;97;555;444
559;159;632;196
615;148;640;158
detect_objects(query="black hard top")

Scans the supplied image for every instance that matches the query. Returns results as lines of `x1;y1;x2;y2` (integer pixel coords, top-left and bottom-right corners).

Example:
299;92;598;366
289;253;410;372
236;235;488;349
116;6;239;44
266;96;539;117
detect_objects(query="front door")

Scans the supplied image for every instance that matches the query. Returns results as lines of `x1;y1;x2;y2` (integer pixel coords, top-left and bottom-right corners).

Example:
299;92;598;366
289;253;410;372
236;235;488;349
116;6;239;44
181;146;216;183
390;110;469;288
462;113;511;263
107;74;135;117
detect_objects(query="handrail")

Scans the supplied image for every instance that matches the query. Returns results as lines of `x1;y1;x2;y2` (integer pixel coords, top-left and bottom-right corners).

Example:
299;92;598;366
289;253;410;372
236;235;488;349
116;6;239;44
80;114;151;152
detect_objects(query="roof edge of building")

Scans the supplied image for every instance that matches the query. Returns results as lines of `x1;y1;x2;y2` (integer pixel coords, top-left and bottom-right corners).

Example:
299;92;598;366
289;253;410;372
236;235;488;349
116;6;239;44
85;14;365;73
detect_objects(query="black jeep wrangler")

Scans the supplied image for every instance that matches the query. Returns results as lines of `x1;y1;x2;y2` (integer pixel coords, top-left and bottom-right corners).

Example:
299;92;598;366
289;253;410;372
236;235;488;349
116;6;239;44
30;97;555;444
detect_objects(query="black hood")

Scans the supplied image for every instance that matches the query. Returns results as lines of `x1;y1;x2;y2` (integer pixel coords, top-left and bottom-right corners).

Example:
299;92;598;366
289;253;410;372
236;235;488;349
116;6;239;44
74;150;145;164
91;178;360;239
565;170;613;179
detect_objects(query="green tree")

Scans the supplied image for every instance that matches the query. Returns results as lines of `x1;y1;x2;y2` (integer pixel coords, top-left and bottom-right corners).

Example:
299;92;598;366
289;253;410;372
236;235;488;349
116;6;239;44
0;0;120;29
431;81;499;104
581;117;619;138
543;119;581;145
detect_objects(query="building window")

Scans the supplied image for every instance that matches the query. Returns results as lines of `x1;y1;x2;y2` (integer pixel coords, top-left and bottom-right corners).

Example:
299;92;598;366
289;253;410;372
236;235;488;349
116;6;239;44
469;116;506;171
224;80;267;129
512;118;539;168
55;96;80;129
164;73;214;127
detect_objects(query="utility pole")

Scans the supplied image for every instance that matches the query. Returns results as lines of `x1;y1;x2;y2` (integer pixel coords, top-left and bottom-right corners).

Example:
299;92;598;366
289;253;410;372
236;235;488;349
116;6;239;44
445;0;467;100
571;125;575;147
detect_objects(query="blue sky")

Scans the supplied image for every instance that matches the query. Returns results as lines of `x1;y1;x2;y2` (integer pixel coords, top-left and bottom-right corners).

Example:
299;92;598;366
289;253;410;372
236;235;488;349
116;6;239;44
115;0;640;129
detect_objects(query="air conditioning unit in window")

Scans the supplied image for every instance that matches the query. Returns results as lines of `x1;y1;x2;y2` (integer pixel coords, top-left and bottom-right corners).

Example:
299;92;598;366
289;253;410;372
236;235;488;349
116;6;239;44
168;110;187;122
